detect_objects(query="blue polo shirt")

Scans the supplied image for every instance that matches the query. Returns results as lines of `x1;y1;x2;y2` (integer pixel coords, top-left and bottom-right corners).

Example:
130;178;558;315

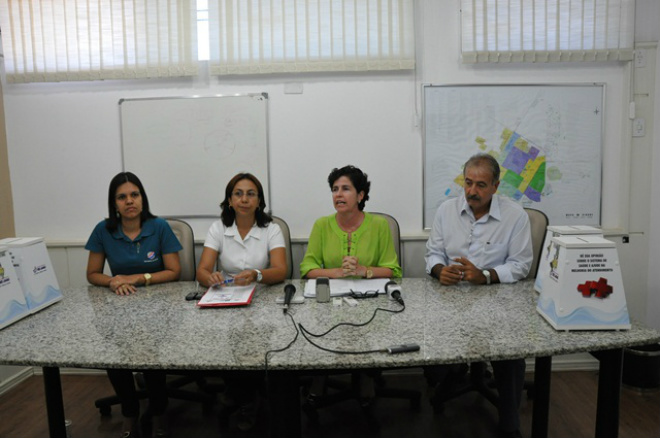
85;217;182;276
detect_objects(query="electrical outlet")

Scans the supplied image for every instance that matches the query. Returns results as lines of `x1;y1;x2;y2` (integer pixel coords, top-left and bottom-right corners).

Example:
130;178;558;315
633;118;646;137
284;82;303;94
635;49;647;68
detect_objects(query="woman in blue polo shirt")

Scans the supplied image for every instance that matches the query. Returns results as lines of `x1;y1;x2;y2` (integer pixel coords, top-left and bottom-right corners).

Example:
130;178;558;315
85;171;182;438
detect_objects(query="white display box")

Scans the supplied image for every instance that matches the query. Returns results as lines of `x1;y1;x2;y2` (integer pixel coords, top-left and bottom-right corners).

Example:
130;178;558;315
534;225;603;293
0;245;30;330
536;235;630;331
0;237;62;313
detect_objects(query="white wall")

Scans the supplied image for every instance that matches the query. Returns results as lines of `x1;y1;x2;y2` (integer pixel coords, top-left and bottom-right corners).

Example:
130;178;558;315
4;76;421;240
639;0;660;333
3;0;638;239
1;1;658;328
647;53;660;332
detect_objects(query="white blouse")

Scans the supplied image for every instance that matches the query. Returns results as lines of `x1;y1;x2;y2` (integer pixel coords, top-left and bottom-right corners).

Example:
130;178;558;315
203;220;285;276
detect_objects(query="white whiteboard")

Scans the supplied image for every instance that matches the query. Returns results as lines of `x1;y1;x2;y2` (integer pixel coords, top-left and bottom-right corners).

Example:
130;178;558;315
120;94;270;220
423;84;603;229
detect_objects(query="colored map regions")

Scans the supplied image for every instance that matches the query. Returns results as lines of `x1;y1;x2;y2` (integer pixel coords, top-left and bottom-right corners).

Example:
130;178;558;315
498;129;545;202
453;128;546;202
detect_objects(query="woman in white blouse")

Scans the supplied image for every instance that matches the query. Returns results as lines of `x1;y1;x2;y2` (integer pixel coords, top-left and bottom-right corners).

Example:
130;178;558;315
197;172;287;287
196;173;287;431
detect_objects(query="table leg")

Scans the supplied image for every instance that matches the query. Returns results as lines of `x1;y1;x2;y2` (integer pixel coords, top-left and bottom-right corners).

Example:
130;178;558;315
531;356;551;438
268;370;301;438
42;366;67;438
592;348;623;438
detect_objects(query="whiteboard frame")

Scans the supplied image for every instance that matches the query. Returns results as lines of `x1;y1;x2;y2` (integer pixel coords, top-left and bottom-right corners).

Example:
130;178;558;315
118;93;271;222
422;83;604;230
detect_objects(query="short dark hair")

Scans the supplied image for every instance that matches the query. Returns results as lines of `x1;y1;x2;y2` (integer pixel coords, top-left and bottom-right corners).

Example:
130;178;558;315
464;153;500;184
220;173;272;227
105;172;156;231
327;165;371;211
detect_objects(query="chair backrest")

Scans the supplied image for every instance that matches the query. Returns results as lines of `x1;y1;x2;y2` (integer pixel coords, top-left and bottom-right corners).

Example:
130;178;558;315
271;215;293;279
371;212;402;266
166;218;196;281
524;208;549;279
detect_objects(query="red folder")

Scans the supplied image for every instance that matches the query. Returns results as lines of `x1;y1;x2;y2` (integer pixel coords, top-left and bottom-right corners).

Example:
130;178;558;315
196;284;256;307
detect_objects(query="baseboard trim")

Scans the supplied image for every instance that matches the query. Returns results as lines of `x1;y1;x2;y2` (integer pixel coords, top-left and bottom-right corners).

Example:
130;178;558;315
383;354;600;376
0;367;34;396
1;355;600;396
535;355;599;372
32;367;106;376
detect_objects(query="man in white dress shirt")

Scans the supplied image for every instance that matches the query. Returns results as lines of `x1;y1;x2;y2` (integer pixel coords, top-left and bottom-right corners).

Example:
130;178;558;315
425;153;533;438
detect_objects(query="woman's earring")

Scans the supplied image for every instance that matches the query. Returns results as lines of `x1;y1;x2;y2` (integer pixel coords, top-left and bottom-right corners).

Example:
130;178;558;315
116;211;120;218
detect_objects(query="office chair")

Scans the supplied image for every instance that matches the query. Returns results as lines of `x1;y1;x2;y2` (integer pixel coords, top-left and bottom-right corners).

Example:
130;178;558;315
95;218;216;416
520;208;549;399
167;219;197;282
270;215;294;280
428;208;549;413
524;208;549;281
373;212;402;266
301;212;421;429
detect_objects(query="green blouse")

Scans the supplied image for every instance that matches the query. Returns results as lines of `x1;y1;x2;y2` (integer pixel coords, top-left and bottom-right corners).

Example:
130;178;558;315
300;212;402;278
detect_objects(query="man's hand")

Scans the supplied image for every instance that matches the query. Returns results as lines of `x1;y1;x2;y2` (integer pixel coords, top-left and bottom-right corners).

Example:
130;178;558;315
439;264;462;285
452;257;489;285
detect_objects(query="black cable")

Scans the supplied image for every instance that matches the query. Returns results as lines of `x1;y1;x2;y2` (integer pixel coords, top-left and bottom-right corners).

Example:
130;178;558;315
263;311;299;438
261;296;407;435
297;300;405;354
264;311;299;377
298;325;385;355
300;301;404;338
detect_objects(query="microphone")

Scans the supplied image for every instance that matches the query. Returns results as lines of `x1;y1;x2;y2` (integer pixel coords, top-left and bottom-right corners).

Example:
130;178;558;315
386;343;420;354
283;284;296;313
385;281;404;305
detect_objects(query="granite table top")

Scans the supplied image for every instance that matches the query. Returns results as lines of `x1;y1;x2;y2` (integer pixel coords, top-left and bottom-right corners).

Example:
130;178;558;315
1;279;658;371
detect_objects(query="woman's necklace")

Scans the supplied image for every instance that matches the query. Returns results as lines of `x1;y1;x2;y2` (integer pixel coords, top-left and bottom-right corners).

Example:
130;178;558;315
338;213;364;255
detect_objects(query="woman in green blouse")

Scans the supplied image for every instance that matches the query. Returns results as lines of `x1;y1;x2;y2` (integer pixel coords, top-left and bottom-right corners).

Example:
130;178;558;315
300;165;401;279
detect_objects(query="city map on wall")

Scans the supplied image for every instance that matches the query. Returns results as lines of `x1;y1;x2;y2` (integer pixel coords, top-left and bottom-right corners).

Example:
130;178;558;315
423;84;603;229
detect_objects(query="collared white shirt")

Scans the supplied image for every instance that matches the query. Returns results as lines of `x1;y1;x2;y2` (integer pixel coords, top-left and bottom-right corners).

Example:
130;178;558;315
425;195;533;283
203;220;285;277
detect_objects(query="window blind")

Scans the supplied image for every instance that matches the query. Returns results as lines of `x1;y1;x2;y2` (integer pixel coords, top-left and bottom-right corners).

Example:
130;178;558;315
207;0;415;75
0;0;198;83
461;0;635;63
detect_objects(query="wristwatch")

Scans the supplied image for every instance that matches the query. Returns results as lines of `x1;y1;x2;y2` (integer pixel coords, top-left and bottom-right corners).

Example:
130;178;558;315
254;269;263;283
482;269;491;285
365;267;374;279
144;273;152;286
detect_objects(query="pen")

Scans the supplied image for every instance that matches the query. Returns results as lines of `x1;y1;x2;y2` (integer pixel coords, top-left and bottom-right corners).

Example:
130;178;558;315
211;278;234;288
